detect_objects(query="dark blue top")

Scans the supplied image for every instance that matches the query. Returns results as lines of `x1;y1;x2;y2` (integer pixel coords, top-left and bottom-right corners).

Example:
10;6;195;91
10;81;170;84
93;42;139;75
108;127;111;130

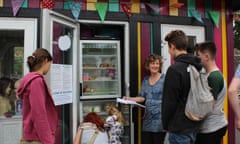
139;74;165;132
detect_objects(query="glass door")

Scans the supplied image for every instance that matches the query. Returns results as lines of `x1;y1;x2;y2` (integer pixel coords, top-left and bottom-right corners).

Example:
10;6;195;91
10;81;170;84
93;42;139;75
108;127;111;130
0;18;37;144
80;40;121;99
41;9;79;144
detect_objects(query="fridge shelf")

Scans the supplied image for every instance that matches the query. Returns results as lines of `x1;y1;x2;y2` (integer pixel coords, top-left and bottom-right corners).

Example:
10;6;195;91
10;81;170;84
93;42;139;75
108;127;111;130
83;67;116;69
83;79;117;82
83;92;117;95
83;54;116;57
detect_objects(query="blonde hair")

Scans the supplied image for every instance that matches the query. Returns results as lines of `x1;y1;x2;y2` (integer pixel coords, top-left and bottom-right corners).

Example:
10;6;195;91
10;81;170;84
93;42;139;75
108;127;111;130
105;105;124;126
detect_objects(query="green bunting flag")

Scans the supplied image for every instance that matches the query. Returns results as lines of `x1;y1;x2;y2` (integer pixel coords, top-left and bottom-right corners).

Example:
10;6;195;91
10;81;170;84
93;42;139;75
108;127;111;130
208;11;220;27
95;2;108;22
190;9;203;23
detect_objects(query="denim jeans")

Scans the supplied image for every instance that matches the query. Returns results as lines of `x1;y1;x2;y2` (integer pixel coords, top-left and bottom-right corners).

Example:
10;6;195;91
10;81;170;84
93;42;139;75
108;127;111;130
168;132;197;144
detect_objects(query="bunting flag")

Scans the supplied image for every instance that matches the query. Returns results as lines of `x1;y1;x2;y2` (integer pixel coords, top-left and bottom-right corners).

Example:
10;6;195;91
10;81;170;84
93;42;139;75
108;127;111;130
190;9;203;23
22;0;28;8
170;2;184;8
11;0;24;16
95;2;108;22
68;1;82;20
121;3;132;17
42;0;55;9
208;11;220;27
145;3;162;12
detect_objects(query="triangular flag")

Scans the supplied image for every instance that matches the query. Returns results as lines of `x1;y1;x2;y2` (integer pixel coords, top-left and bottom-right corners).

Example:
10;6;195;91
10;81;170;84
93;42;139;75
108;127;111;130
22;0;28;8
11;0;24;16
170;2;184;8
68;1;82;20
190;9;203;23
42;0;55;10
121;3;132;17
208;11;220;27
145;3;162;12
95;2;108;22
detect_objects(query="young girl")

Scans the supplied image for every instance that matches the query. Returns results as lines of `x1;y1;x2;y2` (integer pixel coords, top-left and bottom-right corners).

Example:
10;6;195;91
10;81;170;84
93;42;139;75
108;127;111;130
17;48;58;144
105;105;124;144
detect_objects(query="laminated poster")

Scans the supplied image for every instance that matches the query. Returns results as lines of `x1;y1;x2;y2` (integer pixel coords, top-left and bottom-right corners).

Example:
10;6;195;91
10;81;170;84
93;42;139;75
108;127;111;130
51;64;73;105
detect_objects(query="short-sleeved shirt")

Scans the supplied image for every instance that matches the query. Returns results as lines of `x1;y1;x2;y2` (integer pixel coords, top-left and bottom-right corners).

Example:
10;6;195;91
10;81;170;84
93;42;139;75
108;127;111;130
234;64;240;78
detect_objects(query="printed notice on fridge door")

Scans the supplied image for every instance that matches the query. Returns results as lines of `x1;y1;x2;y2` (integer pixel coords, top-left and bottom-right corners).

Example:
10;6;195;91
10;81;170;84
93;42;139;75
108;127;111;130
51;64;73;105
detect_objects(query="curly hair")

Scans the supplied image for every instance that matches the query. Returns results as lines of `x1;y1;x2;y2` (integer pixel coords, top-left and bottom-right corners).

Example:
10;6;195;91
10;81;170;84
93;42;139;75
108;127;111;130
83;112;105;130
105;105;124;126
144;54;163;73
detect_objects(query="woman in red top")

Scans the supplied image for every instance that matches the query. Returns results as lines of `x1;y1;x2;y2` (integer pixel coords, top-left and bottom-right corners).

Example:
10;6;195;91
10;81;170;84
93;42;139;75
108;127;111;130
17;48;58;144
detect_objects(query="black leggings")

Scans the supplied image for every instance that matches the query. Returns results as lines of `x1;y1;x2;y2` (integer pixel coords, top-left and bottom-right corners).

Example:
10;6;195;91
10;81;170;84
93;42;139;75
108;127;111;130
142;131;166;144
195;126;227;144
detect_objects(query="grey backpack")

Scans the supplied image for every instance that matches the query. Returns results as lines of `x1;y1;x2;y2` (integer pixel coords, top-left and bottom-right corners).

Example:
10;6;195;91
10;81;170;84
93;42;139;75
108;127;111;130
185;64;214;121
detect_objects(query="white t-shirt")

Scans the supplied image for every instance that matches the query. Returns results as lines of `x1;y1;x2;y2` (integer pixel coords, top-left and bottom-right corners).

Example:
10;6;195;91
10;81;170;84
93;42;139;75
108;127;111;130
79;122;109;144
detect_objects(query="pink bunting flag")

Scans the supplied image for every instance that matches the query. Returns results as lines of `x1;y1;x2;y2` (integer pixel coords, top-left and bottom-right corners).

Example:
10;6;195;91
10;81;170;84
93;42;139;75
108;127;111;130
145;3;162;12
11;0;24;16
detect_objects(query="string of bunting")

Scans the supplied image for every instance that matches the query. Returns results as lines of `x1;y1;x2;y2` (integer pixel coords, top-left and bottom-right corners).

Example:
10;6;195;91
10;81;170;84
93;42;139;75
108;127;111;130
11;0;220;27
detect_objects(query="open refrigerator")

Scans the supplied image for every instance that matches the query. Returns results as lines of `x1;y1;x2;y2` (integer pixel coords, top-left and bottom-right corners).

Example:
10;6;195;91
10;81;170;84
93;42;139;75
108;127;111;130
79;40;131;144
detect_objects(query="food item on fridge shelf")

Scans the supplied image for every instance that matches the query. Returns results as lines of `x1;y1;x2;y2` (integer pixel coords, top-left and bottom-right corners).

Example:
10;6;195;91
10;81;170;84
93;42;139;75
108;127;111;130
83;84;88;92
99;63;113;68
107;69;115;79
94;106;101;112
89;76;96;80
85;87;91;92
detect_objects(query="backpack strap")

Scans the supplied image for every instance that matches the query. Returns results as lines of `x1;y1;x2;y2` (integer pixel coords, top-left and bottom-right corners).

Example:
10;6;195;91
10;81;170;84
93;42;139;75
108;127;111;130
89;129;99;144
78;128;84;144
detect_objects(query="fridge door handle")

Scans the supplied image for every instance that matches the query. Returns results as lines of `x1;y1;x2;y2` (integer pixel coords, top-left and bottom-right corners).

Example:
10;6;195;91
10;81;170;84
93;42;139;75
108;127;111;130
79;82;82;97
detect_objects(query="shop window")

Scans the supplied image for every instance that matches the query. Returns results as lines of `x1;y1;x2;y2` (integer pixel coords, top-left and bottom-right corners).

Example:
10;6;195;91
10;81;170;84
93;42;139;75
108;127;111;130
0;30;24;117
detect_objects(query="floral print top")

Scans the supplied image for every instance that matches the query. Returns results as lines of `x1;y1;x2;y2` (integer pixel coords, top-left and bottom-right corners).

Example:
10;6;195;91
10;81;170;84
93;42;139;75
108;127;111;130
106;115;124;144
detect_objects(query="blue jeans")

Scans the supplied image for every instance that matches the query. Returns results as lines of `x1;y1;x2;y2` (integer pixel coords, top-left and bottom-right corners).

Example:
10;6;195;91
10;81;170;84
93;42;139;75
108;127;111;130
168;132;197;144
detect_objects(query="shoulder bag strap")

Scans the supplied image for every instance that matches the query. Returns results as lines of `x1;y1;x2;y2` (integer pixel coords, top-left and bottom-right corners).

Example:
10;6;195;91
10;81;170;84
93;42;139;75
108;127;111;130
78;128;84;144
89;129;99;144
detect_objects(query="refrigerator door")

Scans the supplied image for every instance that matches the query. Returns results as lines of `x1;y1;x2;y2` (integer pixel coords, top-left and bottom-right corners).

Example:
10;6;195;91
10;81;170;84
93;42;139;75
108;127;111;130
80;40;121;99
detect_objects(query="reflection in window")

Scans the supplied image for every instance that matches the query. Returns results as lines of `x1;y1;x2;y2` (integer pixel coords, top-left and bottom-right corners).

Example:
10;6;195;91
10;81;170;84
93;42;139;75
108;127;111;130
0;30;24;117
53;22;73;65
